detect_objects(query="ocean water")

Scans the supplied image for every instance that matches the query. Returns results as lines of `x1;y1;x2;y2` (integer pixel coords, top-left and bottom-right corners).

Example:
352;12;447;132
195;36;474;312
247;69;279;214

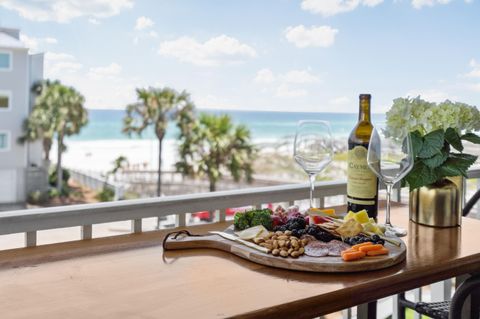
61;109;386;172
68;109;386;142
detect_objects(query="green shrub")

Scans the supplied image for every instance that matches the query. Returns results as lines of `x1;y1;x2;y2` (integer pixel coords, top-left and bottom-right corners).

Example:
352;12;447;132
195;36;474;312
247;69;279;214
49;169;70;187
48;188;61;198
96;187;115;202
27;190;49;205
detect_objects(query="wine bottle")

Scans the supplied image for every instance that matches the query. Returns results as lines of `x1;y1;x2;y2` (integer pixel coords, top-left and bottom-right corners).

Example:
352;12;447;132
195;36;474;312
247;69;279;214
347;94;379;219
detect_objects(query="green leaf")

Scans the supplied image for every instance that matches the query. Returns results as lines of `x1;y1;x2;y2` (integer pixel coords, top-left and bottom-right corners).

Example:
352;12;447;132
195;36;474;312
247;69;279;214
436;162;467;178
461;133;480;144
405;161;438;190
445;128;463;152
422;150;448;168
418;129;444;158
436;153;478;178
409;131;423;158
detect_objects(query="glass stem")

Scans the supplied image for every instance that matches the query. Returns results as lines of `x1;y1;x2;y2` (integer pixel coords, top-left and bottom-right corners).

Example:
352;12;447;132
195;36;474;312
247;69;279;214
385;183;393;227
309;174;316;208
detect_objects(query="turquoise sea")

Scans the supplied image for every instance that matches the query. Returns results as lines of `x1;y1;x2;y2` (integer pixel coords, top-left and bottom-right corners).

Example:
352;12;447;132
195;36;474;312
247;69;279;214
69;109;386;142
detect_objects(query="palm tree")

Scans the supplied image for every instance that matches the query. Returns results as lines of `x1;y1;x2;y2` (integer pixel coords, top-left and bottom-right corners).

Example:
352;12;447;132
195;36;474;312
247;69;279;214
123;87;195;197
176;113;256;192
50;84;88;192
19;80;58;161
20;81;88;192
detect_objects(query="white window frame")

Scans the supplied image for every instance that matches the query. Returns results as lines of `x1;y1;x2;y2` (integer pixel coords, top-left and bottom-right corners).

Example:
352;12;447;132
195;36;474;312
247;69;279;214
0;131;11;152
0;90;12;112
0;50;12;72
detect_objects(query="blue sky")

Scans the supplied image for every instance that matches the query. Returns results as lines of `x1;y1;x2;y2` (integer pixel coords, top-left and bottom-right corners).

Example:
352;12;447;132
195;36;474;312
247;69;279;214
0;0;479;112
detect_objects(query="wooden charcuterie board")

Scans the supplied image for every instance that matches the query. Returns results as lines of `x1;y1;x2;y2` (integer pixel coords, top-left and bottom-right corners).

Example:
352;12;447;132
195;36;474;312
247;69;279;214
164;228;406;272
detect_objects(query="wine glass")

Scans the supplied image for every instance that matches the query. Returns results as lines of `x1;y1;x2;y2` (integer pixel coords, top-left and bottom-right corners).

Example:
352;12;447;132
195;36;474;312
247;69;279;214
367;128;414;237
294;121;334;208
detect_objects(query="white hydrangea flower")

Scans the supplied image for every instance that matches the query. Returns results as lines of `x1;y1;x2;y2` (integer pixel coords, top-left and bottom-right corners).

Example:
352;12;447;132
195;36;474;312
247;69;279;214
385;96;480;137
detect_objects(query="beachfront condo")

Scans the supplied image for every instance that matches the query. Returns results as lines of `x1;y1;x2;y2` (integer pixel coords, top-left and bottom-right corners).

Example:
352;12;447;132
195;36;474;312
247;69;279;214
0;27;46;205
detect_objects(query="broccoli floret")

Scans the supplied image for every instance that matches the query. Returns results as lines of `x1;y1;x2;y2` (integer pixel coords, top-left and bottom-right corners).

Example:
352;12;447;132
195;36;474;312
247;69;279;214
245;210;256;224
234;212;250;230
250;209;273;230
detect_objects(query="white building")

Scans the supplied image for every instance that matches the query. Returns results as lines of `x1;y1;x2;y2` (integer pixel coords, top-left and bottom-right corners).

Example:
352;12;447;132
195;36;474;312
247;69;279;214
0;27;46;204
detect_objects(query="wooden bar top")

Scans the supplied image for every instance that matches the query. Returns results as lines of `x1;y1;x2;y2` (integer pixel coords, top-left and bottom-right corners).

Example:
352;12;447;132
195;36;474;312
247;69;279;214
1;205;480;319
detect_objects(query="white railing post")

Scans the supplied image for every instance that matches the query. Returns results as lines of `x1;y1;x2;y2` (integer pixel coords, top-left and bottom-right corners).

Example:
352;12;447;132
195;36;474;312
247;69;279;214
25;231;37;247
392;185;402;203
219;209;226;222
176;213;186;227
431;280;452;301
131;219;142;233
412;288;422;319
81;225;92;240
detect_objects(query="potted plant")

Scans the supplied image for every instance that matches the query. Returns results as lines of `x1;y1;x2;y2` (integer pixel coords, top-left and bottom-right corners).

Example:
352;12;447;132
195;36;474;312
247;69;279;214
385;97;480;227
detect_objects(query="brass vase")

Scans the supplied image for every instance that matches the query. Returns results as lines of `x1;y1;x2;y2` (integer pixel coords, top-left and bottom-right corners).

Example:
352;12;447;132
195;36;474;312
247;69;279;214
409;176;464;227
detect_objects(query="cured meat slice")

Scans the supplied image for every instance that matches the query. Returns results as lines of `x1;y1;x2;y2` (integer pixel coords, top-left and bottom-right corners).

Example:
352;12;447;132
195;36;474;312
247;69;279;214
304;241;329;257
327;240;351;257
305;240;351;257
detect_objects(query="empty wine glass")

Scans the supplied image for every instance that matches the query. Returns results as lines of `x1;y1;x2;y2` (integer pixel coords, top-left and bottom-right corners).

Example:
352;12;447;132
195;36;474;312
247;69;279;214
367;128;414;237
294;120;334;208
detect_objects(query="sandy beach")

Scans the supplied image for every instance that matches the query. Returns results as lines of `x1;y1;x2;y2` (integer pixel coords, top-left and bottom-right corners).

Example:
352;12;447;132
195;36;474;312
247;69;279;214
54;139;179;174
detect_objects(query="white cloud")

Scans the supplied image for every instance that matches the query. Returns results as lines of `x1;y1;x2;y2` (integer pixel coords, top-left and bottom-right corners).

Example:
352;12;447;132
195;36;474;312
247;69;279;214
158;35;257;66
133;30;158;45
45;52;83;78
254;68;276;84
301;0;383;17
411;0;452;9
406;89;452;102
285;25;338;48
20;34;57;52
0;0;133;23
135;16;154;30
195;94;239;109
254;68;319;98
43;52;140;108
88;63;122;78
88;18;100;25
464;59;480;78
363;0;384;5
275;84;308;98
467;83;480;92
330;96;351;105
280;70;319;84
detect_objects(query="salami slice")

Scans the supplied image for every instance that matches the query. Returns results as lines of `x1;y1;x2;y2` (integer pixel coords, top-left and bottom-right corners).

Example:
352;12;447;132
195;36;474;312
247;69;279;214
327;240;351;257
304;241;329;257
306;240;351;257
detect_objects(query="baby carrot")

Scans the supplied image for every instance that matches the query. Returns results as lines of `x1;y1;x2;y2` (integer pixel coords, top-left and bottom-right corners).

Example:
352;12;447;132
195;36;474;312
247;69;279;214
366;247;389;256
351;242;373;251
359;244;384;253
342;251;366;261
341;248;357;256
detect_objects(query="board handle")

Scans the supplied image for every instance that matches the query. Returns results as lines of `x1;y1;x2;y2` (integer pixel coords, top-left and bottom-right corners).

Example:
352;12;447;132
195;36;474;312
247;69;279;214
163;231;222;251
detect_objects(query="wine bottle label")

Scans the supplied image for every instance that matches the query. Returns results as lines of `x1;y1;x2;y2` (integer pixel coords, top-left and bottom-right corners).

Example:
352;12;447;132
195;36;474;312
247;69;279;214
347;197;375;205
347;145;377;199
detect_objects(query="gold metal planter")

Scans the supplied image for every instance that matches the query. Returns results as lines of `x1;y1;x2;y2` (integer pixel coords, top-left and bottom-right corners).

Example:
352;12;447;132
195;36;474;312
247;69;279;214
409;177;464;227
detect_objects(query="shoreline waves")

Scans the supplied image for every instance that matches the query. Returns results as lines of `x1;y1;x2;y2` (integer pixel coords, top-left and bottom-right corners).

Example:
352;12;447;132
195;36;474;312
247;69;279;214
59;109;386;174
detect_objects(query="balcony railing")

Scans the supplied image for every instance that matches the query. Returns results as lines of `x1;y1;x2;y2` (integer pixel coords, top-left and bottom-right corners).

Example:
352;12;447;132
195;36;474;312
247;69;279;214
1;167;479;249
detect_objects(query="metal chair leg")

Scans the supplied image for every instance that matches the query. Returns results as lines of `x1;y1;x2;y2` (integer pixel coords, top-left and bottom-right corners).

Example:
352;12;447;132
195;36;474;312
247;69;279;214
395;293;407;319
449;274;480;319
357;301;377;319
